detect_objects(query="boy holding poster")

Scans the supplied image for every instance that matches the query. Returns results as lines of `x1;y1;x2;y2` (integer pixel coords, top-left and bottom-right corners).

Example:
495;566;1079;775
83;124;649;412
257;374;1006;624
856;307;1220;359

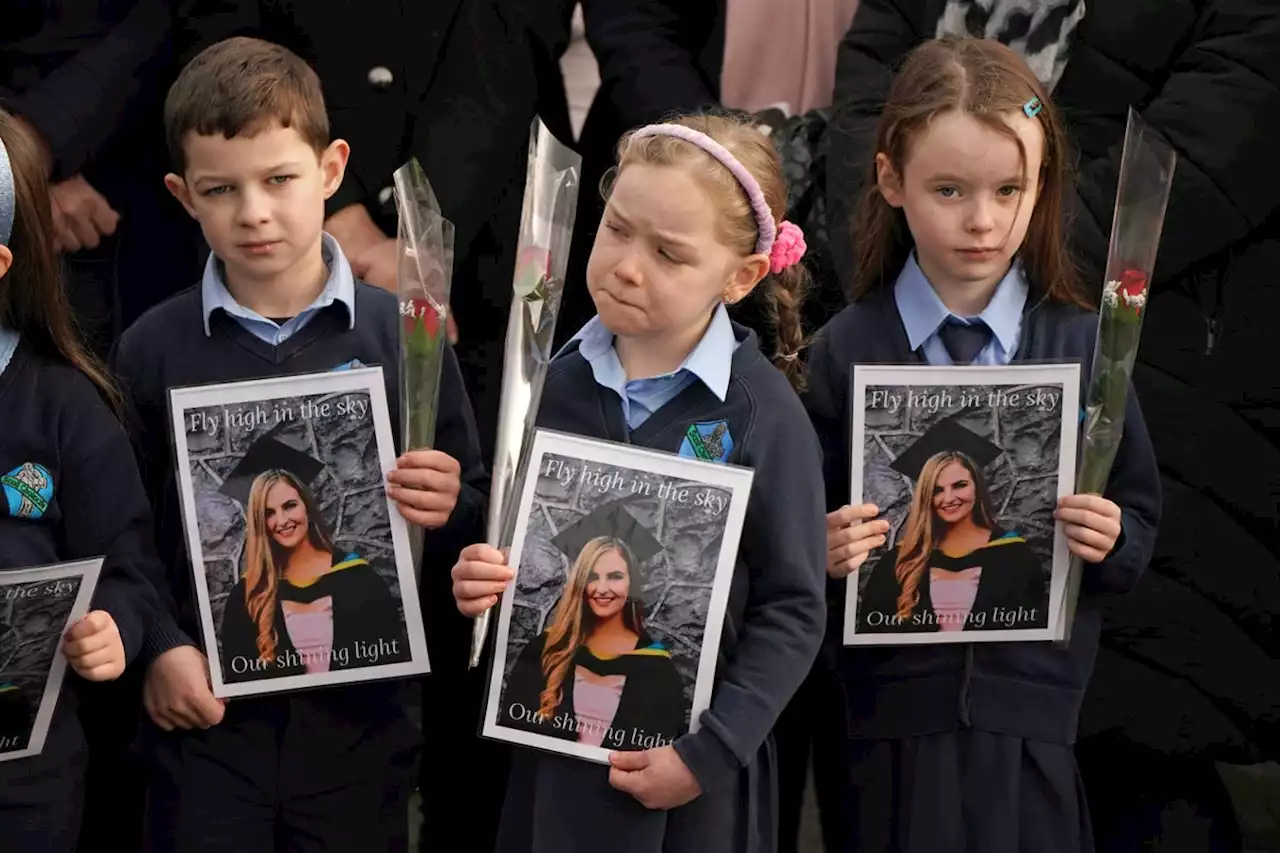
453;114;828;852
0;111;164;852
109;37;487;853
805;39;1161;852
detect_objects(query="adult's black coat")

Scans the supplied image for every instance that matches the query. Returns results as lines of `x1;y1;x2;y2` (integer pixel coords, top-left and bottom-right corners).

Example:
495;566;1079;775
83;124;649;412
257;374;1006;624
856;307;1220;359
827;0;1280;770
557;0;726;348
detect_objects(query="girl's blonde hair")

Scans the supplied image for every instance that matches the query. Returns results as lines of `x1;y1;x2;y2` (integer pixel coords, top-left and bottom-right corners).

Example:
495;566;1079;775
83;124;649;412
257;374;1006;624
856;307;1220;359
892;451;996;620
851;37;1090;309
610;113;811;389
242;469;334;662
538;536;644;718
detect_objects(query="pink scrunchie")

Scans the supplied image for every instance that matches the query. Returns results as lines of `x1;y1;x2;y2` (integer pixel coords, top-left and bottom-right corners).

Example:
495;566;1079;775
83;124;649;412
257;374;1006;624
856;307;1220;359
770;221;807;273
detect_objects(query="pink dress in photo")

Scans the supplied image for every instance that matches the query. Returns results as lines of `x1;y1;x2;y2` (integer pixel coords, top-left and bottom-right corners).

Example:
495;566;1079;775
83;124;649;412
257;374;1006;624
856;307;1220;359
930;567;982;631
281;595;335;673
573;666;626;747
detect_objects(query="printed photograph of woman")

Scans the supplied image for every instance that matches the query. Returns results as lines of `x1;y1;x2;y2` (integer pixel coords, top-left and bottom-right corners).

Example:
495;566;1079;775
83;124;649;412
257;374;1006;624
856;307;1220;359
214;433;410;683
498;499;686;752
857;417;1049;635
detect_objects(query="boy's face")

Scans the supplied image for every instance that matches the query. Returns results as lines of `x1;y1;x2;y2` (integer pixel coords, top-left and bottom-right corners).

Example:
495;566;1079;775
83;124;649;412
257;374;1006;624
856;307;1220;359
166;121;348;289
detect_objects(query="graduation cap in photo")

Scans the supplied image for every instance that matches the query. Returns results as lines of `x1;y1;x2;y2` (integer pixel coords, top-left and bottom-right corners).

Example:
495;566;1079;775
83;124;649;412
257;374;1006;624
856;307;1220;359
551;498;665;565
218;428;325;508
889;414;1003;482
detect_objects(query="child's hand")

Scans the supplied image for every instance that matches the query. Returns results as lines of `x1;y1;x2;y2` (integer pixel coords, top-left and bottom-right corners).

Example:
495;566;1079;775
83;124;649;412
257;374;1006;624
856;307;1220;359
608;746;702;810
1055;494;1123;563
826;503;890;578
451;544;514;616
62;611;125;681
387;450;461;530
144;645;226;731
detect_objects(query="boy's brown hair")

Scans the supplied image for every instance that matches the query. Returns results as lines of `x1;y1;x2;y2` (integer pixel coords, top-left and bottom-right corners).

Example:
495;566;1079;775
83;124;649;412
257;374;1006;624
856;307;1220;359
164;36;330;173
851;37;1090;309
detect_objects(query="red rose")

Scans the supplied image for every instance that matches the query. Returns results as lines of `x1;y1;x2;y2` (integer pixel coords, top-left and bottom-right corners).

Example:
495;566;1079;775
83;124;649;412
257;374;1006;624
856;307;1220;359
403;297;441;339
1119;268;1148;300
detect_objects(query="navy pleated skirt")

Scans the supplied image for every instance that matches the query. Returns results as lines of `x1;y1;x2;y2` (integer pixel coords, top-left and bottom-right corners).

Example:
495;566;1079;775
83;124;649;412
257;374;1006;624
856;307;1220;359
846;730;1093;853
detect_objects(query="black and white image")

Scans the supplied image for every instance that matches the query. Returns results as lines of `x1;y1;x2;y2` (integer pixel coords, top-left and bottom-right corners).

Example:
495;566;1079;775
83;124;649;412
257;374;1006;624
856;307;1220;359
0;559;100;762
483;430;753;764
170;368;429;698
844;364;1080;645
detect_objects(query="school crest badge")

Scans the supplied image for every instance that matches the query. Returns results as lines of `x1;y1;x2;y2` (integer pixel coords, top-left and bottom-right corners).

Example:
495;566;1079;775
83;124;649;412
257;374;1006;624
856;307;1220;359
1;462;54;519
679;420;734;463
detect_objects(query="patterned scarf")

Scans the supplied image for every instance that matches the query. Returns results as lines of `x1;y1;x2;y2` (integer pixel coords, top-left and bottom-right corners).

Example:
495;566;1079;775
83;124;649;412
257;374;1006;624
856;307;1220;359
936;0;1086;91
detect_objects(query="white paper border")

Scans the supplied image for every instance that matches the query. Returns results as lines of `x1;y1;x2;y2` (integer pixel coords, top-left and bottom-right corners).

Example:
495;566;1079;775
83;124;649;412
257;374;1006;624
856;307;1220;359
168;367;430;698
843;363;1080;646
0;558;102;762
482;429;754;764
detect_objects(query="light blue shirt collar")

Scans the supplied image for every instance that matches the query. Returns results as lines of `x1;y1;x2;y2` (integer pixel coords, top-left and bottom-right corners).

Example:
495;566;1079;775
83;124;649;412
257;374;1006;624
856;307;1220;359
568;302;736;401
201;232;356;336
894;252;1028;354
0;326;18;377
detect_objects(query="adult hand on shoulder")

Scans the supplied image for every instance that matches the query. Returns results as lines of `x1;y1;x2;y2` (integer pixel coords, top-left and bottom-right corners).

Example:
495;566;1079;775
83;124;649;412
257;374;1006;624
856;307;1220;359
1055;493;1123;563
62;611;125;681
387;450;461;529
144;645;226;731
451;544;514;616
826;503;890;578
608;746;702;810
350;237;400;293
50;174;120;252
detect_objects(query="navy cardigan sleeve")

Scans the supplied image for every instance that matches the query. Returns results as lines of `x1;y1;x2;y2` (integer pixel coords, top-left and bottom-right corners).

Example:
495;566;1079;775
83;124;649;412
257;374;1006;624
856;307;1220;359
1083;383;1161;595
56;376;163;666
0;0;173;180
108;331;202;664
673;386;828;790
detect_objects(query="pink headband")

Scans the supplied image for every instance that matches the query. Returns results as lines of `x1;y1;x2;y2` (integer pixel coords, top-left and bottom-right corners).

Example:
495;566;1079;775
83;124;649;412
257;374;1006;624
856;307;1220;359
628;123;807;274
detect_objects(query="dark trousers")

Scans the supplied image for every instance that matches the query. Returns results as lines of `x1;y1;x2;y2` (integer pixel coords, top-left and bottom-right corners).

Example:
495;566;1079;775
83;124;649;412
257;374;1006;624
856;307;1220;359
77;671;149;853
416;606;511;853
773;646;850;853
1077;738;1244;853
143;690;421;853
0;708;87;853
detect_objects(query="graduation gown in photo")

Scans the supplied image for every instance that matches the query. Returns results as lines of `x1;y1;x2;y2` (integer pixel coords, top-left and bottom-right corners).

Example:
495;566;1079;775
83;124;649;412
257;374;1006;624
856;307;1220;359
857;528;1048;635
0;682;35;750
219;551;410;683
499;630;687;749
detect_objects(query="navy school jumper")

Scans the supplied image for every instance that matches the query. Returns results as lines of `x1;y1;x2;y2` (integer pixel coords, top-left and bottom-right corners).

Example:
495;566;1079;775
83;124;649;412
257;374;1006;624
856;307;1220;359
110;281;488;851
803;285;1161;852
0;341;163;853
494;322;828;853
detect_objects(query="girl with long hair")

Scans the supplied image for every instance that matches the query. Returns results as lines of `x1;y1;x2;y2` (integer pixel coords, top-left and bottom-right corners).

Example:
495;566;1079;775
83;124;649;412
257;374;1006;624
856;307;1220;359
805;38;1161;851
500;533;684;749
450;112;828;853
0;108;163;852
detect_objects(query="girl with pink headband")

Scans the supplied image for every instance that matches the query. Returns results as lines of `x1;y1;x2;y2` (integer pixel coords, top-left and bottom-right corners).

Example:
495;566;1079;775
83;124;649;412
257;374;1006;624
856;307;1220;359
452;114;829;853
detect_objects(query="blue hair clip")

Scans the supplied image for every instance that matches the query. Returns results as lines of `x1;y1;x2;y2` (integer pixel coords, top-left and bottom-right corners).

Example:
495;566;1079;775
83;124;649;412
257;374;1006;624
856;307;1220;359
1023;97;1043;119
0;137;13;247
